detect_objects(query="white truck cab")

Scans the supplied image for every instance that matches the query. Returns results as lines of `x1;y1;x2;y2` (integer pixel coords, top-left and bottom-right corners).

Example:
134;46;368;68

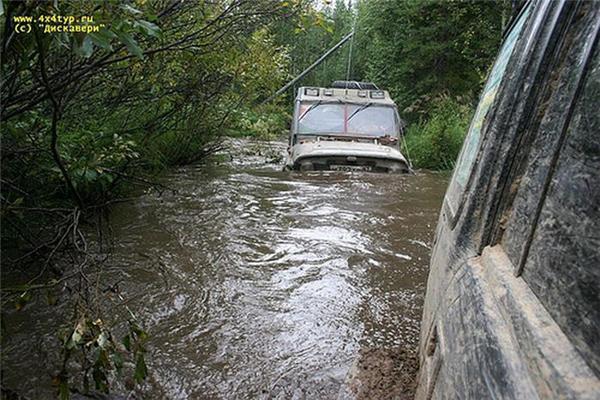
286;82;410;173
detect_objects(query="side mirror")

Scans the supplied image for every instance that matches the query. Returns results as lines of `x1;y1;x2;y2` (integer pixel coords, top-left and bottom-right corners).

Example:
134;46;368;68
399;119;407;136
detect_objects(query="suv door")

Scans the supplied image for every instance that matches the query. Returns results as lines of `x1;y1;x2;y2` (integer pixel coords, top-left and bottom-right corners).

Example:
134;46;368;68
417;1;600;398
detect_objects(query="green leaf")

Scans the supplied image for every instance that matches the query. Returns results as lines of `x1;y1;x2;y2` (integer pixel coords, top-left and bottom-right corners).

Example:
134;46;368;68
83;168;98;182
89;29;116;50
132;324;148;343
80;36;93;58
120;4;143;15
134;20;161;38
59;380;70;400
122;334;131;351
112;352;124;373
134;353;147;383
117;32;144;59
69;330;82;348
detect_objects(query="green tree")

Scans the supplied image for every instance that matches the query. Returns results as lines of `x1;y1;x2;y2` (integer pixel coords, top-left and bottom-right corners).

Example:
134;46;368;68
356;0;506;121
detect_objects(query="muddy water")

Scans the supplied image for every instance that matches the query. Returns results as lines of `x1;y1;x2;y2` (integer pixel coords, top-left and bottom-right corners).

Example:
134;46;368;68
2;141;448;399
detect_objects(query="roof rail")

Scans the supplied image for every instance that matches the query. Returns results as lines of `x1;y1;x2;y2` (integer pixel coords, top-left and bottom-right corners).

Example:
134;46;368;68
331;81;380;90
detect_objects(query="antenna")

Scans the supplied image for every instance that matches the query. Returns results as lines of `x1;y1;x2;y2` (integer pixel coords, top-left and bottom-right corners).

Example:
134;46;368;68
262;31;355;104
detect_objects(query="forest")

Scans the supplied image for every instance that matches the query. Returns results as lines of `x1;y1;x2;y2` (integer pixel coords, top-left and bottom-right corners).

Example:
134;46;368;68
1;0;509;398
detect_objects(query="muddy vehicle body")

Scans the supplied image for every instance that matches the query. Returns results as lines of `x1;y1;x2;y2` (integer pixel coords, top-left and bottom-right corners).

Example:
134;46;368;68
417;1;599;398
285;82;410;173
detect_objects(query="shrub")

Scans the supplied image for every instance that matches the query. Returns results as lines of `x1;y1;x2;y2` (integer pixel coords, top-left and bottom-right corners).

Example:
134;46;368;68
227;104;290;140
402;98;473;170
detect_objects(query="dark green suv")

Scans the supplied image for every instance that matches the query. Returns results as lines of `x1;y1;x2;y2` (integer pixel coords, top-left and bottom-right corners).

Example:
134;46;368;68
417;1;600;398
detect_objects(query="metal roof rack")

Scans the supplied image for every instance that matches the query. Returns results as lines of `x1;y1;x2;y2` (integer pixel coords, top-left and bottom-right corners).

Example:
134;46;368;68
331;81;380;90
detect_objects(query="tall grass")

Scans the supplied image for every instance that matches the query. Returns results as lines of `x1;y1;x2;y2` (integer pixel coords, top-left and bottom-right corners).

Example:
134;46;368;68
402;98;474;170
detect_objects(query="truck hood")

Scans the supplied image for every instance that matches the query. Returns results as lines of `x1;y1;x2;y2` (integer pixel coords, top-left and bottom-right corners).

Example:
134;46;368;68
290;140;408;164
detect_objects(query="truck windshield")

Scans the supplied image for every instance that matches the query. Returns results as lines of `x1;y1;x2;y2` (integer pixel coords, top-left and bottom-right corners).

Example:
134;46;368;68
297;102;398;137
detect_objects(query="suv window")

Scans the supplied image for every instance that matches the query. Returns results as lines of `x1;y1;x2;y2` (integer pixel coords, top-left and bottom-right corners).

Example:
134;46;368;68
445;3;532;218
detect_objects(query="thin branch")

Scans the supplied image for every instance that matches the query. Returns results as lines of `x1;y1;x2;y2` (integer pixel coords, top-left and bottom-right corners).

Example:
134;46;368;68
34;27;84;209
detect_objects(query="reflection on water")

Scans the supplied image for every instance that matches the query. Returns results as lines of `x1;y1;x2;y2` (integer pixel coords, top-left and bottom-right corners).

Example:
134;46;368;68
1;141;448;399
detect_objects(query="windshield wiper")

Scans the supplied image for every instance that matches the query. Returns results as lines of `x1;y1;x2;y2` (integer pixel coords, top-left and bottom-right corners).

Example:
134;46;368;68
299;99;343;121
299;100;323;121
347;102;373;121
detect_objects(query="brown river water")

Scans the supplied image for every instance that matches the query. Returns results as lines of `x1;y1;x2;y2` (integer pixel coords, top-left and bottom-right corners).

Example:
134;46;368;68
2;140;448;399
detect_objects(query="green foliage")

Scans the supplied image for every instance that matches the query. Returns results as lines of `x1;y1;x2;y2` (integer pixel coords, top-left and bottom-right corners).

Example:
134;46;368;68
2;0;293;206
356;0;506;121
56;316;148;399
228;104;290;140
270;0;355;97
229;28;291;103
403;97;473;170
1;0;293;397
